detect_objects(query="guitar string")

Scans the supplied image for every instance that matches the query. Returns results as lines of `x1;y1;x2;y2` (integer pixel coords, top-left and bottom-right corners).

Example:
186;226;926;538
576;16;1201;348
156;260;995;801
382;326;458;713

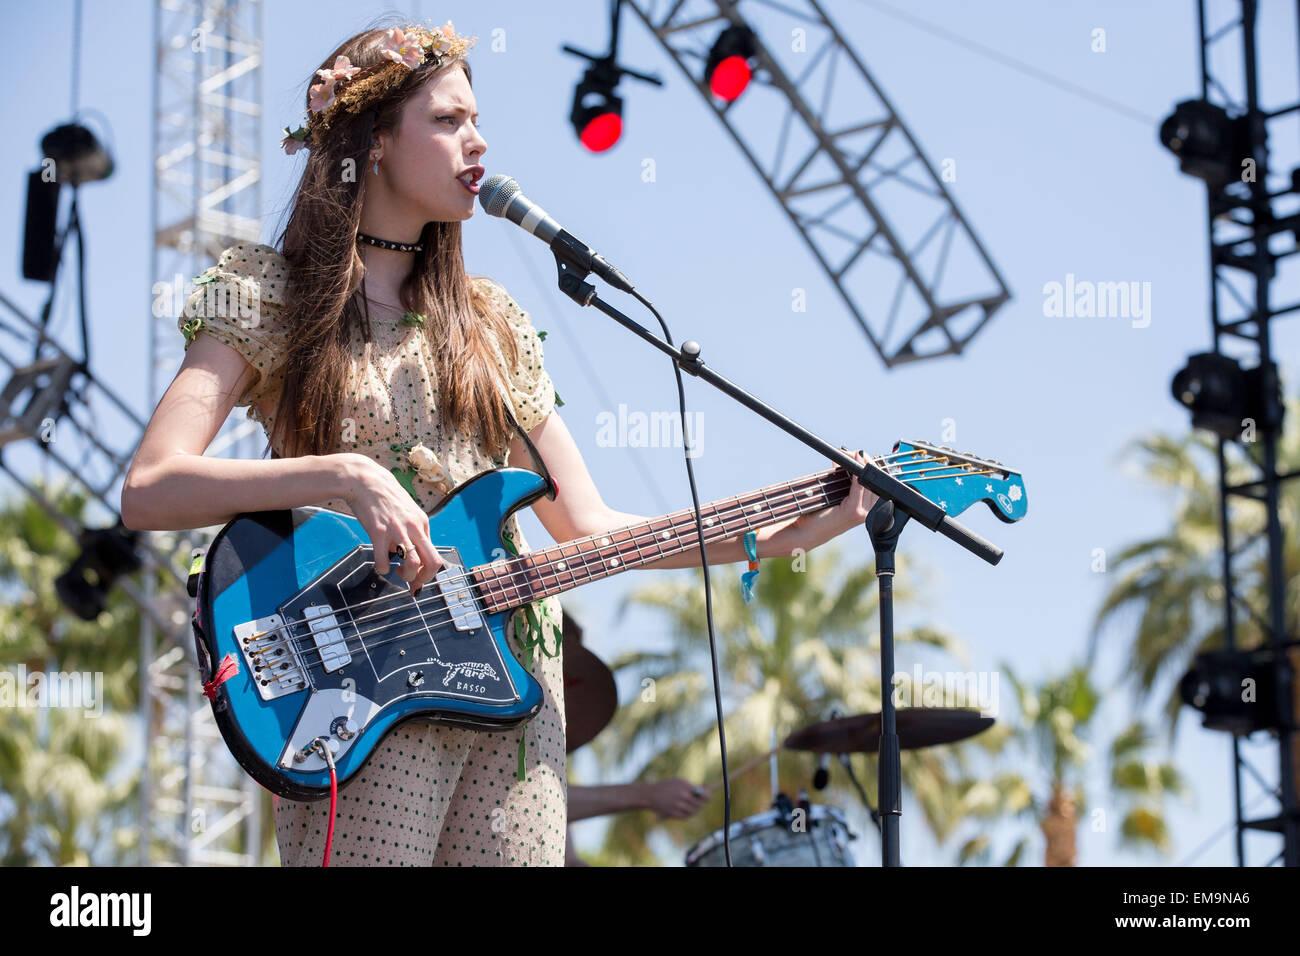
258;458;1004;681
244;448;981;651
258;461;1004;689
267;453;943;654
255;472;852;674
254;457;1001;679
244;454;900;650
254;476;846;688
250;452;998;666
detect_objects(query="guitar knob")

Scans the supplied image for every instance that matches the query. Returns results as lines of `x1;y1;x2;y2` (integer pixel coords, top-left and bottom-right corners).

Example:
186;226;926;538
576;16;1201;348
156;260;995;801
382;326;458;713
332;717;358;740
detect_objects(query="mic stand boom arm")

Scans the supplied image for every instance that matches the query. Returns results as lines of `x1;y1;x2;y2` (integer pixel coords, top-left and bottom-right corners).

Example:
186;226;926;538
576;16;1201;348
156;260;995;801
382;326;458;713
549;257;1003;566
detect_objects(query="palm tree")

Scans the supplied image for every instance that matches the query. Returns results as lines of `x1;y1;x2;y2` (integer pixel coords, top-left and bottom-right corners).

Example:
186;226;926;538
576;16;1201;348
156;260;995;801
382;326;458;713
949;664;1184;865
1109;720;1187;854
0;478;148;864
591;541;972;865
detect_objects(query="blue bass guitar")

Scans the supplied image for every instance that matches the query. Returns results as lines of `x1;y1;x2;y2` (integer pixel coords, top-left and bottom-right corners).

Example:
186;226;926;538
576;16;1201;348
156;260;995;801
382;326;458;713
190;439;1026;799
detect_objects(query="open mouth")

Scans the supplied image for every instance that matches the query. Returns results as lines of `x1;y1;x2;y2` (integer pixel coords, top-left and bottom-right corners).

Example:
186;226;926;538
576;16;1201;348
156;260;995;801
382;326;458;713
458;167;483;194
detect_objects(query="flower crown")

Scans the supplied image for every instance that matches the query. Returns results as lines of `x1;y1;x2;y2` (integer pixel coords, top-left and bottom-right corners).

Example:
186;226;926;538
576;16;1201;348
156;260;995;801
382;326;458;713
280;22;477;154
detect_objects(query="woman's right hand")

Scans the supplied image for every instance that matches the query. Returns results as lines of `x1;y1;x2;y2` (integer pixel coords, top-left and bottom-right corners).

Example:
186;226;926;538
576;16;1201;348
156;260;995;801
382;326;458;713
339;453;445;592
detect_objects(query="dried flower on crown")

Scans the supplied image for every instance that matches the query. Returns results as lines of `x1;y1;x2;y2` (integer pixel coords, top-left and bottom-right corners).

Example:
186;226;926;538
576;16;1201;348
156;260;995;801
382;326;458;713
282;21;478;155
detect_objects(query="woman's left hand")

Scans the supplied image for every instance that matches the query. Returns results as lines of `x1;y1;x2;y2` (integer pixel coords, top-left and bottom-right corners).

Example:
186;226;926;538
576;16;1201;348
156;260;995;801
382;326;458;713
771;448;882;555
832;448;880;534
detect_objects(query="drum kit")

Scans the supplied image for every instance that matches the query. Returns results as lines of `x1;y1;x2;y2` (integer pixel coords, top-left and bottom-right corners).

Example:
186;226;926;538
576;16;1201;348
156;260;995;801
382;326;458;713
683;707;993;867
562;612;995;867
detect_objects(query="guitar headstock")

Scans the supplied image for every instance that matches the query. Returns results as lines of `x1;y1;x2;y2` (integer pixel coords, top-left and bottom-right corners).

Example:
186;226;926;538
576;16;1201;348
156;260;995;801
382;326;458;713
886;440;1027;523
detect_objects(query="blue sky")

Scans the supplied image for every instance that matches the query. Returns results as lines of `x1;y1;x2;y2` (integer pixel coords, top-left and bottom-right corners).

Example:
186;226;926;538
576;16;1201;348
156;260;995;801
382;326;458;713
3;0;1298;866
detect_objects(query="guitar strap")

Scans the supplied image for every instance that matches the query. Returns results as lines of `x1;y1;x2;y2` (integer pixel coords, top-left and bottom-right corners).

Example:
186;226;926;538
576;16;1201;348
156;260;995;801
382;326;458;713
501;387;558;502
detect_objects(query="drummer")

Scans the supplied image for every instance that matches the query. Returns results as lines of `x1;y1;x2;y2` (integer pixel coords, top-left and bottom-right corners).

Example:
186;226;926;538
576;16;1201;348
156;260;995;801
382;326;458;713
560;612;713;865
565;780;712;866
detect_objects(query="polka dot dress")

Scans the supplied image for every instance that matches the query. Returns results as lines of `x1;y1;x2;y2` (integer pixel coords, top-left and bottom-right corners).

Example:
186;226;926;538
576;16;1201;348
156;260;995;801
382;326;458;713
180;243;567;866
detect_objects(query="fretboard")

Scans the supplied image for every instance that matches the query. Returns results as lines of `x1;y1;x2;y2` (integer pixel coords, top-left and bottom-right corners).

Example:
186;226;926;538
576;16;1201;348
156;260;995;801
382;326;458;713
470;465;854;612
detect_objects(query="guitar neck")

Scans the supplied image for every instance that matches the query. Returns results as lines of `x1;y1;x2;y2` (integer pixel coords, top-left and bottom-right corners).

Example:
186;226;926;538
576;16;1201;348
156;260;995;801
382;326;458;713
471;465;855;612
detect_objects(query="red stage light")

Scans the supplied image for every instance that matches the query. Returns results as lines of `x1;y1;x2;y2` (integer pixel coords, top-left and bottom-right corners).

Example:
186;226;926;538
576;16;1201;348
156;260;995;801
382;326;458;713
709;55;752;102
580;112;623;152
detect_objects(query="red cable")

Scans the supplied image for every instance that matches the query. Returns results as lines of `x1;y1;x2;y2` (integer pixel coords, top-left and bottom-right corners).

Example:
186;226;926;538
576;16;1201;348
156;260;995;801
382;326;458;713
323;765;337;866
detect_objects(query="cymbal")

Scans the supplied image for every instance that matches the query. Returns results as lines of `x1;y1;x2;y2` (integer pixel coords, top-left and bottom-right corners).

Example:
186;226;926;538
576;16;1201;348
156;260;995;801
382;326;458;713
782;708;994;754
561;613;617;753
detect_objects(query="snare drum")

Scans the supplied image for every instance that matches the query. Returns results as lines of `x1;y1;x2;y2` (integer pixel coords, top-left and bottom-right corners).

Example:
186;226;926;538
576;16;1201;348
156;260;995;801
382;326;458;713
684;803;857;867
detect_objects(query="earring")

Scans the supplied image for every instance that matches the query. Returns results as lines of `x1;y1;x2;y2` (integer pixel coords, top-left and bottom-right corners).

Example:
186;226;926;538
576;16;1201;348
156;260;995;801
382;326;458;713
371;156;380;176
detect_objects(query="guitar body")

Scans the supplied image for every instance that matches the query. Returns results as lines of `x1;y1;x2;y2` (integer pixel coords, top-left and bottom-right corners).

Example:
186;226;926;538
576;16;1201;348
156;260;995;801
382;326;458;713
193;467;551;801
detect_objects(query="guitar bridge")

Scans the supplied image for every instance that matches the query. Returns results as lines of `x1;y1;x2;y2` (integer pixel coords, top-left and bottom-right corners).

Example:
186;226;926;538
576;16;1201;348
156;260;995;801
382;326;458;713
234;614;308;701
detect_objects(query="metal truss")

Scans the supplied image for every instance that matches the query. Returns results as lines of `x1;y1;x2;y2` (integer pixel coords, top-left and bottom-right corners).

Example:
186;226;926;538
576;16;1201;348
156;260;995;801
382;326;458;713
1192;0;1299;867
145;0;267;865
624;0;1011;366
0;291;216;862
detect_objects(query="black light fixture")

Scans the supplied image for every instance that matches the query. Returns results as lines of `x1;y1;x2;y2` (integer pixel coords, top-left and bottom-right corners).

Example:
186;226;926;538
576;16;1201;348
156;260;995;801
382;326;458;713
55;521;142;621
23;122;114;283
1170;352;1281;440
1180;648;1279;734
562;1;662;155
1159;98;1250;189
705;24;758;102
570;61;624;153
39;122;114;187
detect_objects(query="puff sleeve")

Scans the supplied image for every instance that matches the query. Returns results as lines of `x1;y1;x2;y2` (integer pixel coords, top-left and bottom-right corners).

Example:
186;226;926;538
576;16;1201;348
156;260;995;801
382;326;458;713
178;242;291;409
481;279;557;434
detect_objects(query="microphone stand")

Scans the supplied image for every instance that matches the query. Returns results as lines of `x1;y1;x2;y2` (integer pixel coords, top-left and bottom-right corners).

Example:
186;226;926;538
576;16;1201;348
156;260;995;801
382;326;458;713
837;752;904;866
548;254;1005;869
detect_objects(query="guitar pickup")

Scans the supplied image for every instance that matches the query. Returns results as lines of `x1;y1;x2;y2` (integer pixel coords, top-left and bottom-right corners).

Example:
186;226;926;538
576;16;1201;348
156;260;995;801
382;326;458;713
303;603;352;672
436;565;485;632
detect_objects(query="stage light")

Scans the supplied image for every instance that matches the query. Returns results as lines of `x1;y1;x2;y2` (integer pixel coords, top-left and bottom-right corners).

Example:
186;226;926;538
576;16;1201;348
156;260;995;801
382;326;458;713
1171;352;1246;437
39;122;114;186
1170;353;1281;441
705;25;758;102
570;65;624;153
55;521;142;621
1180;648;1279;734
1159;99;1249;189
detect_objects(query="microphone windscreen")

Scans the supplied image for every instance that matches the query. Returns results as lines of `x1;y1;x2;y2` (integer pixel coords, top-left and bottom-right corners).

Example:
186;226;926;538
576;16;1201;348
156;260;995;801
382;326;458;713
478;174;517;217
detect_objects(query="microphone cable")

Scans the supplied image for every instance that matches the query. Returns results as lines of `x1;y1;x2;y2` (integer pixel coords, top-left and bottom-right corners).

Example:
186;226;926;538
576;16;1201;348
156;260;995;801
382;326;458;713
626;287;735;869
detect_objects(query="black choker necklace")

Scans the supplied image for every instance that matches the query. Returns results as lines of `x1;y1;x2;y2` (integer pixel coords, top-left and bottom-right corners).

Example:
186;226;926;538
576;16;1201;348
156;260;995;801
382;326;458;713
357;232;423;253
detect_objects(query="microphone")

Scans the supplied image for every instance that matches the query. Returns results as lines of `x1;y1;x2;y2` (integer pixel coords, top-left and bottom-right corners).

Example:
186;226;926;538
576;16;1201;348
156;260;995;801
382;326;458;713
477;174;635;293
812;708;841;791
813;753;831;790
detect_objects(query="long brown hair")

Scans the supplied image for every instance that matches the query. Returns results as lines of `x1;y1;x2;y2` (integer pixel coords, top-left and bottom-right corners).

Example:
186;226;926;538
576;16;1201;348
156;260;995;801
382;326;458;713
270;23;520;460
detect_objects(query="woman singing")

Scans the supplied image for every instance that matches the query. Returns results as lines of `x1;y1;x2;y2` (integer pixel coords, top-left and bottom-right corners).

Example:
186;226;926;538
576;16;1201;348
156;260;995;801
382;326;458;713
122;18;876;866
